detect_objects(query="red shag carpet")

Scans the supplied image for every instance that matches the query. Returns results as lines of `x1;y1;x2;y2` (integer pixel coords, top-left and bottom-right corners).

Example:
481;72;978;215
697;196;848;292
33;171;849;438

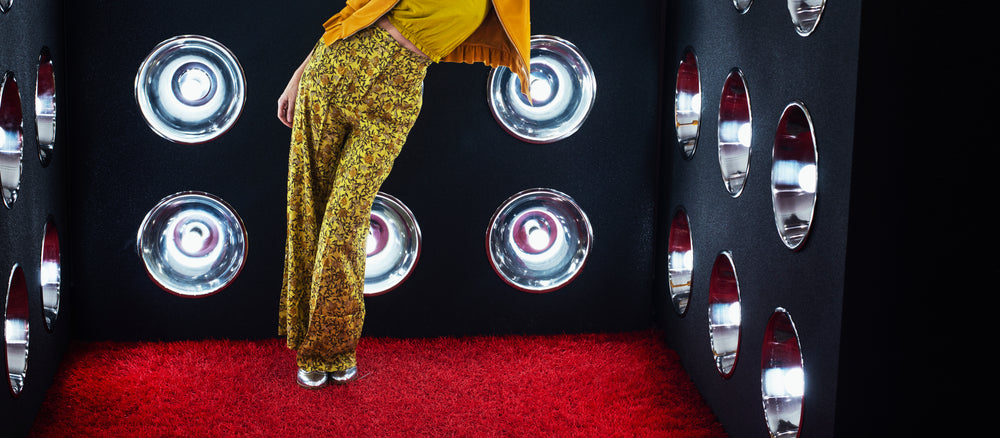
30;330;727;437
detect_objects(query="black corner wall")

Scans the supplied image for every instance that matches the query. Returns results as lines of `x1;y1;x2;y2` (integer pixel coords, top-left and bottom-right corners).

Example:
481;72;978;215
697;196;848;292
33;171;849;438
0;0;70;435
654;1;911;437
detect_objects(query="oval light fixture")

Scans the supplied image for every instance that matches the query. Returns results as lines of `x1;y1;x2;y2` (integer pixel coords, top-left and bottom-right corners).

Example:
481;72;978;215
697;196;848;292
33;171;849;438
771;101;817;251
364;192;421;297
36;46;57;166
137;191;248;297
0;0;11;14
5;264;29;397
787;0;827;36
40;218;61;331
708;251;741;378
674;48;701;159
0;71;23;209
487;188;593;293
733;0;753;13
761;307;805;438
487;35;596;144
135;35;246;144
718;68;752;197
666;208;693;315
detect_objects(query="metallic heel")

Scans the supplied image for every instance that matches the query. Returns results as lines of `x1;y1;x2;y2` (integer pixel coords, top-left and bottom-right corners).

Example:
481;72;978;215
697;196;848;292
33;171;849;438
328;366;358;385
297;368;328;389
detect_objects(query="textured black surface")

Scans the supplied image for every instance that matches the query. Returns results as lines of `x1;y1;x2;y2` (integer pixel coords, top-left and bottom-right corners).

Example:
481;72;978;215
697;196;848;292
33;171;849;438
653;1;914;437
64;0;661;341
0;0;70;435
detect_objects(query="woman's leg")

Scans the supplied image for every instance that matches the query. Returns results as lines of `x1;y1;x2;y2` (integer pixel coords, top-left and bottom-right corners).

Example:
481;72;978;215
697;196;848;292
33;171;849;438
293;27;431;373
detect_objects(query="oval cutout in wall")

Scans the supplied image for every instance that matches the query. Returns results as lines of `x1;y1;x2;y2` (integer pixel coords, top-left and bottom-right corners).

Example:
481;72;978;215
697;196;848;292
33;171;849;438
365;193;421;297
487;35;596;144
771;101;817;251
487;188;593;293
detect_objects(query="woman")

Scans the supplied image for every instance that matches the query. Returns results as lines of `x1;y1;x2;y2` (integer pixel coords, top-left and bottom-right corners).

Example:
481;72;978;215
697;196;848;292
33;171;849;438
276;0;532;389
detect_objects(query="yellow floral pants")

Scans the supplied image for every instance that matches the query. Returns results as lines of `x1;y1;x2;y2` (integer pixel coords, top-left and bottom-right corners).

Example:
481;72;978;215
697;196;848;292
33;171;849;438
279;27;430;373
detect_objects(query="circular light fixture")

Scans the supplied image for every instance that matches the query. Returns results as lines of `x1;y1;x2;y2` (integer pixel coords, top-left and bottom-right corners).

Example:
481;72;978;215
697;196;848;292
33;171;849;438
487;188;593;293
771;101;817;251
718;68;752;197
487;35;596;144
787;0;827;36
666;208;693;315
708;251;741;378
761;307;805;438
137;191;247;297
5;264;29;397
364;193;421;296
0;71;23;209
135;35;245;144
674;48;701;159
36;46;57;166
733;0;753;13
40;218;61;331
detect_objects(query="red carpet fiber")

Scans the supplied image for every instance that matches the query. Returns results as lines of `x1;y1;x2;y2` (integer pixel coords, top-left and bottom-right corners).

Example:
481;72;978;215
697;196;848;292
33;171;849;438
30;330;727;437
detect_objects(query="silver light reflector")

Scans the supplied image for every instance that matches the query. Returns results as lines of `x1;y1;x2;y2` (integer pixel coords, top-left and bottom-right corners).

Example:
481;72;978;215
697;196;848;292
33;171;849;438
487;188;592;293
36;46;56;166
364;193;421;296
761;308;805;438
788;0;826;36
718;68;752;198
666;208;693;315
0;0;10;14
487;35;596;144
771;101;817;251
40;218;61;331
135;35;245;144
708;251;741;378
5;264;29;397
674;48;701;159
137;191;247;297
733;0;753;13
0;71;23;209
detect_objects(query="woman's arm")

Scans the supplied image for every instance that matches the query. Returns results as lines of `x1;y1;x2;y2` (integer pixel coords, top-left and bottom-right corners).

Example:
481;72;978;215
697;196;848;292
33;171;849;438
277;51;313;128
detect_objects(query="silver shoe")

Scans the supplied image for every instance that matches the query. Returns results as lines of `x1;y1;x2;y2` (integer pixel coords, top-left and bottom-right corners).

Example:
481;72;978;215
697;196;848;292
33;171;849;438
328;366;358;385
297;368;328;389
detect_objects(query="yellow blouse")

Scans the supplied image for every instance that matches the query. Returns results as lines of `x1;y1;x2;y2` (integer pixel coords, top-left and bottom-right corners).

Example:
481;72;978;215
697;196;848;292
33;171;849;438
387;0;490;63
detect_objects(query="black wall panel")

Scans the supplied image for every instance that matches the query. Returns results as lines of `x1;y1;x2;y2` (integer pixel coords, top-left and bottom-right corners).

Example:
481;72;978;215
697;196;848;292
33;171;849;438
65;0;662;341
654;1;911;436
0;0;69;435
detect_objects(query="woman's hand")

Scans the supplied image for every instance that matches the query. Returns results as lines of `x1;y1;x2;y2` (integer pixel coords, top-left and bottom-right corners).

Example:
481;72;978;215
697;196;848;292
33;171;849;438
277;77;299;128
277;51;313;128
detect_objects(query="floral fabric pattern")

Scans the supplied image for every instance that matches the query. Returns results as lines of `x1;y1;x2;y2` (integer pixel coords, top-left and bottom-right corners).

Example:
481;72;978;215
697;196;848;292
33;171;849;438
279;27;430;373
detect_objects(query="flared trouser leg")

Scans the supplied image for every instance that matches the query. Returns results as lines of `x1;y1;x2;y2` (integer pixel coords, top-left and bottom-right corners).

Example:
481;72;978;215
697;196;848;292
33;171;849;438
279;28;430;373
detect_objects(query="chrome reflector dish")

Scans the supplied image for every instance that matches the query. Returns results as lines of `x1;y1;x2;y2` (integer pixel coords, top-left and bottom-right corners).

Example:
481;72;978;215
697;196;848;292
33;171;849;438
0;0;10;14
40;218;61;331
137;191;247;297
761;308;805;438
5;265;29;397
787;0;826;36
36;46;56;166
135;35;245;144
487;188;592;293
0;71;23;209
666;208;693;315
674;48;701;159
487;35;596;144
708;251;741;378
733;0;753;13
364;193;421;296
718;68;752;197
771;101;817;251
